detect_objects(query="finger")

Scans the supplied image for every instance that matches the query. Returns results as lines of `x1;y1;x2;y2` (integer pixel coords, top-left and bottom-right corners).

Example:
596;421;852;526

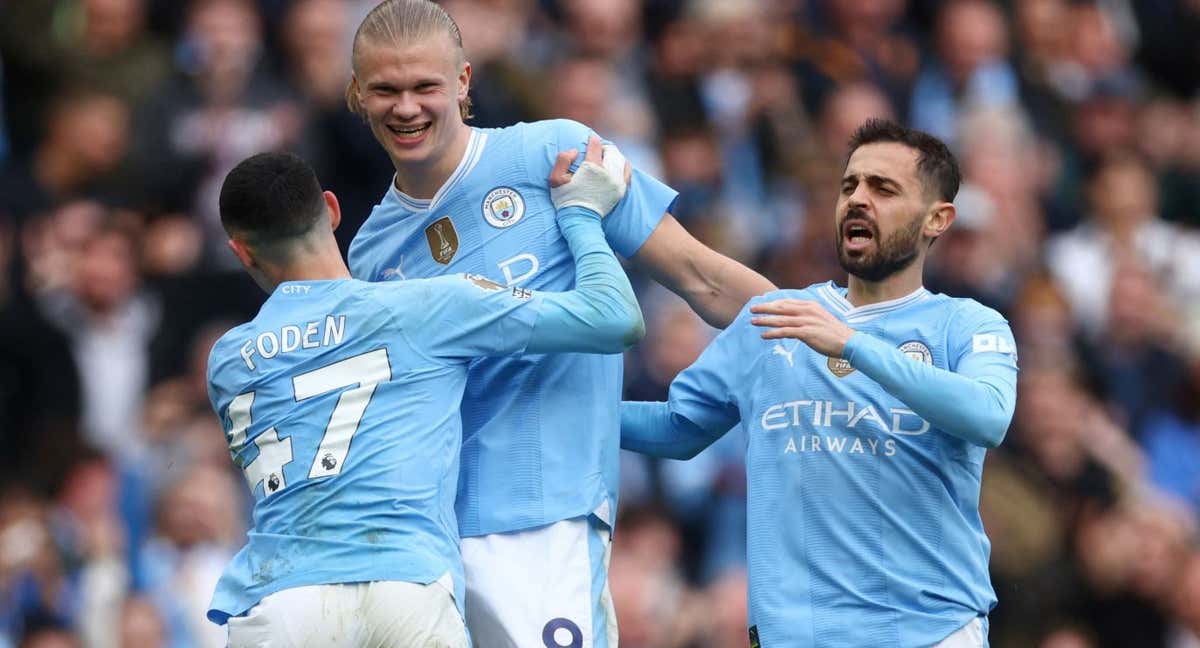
750;302;806;316
549;149;577;187
624;160;632;185
760;328;808;340
751;299;821;315
751;316;806;328
583;134;603;165
600;143;627;182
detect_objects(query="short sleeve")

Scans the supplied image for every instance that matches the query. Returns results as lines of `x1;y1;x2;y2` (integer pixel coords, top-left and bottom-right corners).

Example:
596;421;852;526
544;119;677;258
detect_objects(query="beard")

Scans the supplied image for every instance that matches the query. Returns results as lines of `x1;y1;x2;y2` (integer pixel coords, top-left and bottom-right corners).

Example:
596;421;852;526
836;208;924;282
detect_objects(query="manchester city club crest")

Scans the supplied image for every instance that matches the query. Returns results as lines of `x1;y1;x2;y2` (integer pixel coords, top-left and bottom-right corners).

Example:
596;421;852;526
482;187;525;228
898;341;934;364
425;216;459;265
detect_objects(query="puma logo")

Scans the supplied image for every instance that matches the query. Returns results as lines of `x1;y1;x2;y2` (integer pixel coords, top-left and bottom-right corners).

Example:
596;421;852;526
772;343;796;367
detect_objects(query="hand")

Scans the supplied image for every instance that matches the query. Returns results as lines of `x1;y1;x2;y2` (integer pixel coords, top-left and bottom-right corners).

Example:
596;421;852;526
549;134;631;217
750;299;855;358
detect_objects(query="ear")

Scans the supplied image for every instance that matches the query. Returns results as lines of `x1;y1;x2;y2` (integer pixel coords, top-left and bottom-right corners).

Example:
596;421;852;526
228;237;256;270
323;190;342;232
458;60;472;103
924;201;956;240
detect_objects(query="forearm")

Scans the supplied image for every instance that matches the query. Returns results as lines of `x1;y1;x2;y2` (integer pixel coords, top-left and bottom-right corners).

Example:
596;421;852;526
620;401;720;459
686;253;777;328
528;207;645;354
843;333;1016;448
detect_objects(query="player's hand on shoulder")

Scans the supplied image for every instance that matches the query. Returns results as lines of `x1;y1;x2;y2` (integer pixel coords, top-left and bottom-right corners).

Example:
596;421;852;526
750;299;855;358
549;134;631;218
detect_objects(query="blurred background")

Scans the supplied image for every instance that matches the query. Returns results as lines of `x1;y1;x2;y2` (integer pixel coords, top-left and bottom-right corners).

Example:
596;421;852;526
0;0;1198;646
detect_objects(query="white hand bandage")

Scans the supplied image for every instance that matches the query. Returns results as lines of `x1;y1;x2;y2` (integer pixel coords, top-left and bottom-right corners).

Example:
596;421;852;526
550;143;630;218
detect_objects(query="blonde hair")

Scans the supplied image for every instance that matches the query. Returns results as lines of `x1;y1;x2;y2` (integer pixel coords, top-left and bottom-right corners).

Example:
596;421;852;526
345;0;472;120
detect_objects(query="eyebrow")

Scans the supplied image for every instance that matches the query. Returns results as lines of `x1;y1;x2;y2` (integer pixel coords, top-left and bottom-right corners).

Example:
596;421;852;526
365;77;444;90
842;174;903;191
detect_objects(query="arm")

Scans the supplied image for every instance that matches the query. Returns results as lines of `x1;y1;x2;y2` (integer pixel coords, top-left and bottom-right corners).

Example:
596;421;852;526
620;400;728;460
632;214;776;328
621;303;751;458
528;204;644;354
751;299;1018;448
843;330;1016;448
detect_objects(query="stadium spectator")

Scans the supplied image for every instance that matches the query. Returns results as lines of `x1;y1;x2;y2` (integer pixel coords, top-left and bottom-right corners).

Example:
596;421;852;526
1047;154;1200;340
910;0;1019;146
130;0;304;269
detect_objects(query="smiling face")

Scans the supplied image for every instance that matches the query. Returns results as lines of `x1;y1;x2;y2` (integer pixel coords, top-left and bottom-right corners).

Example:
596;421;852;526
353;33;470;174
836;142;945;282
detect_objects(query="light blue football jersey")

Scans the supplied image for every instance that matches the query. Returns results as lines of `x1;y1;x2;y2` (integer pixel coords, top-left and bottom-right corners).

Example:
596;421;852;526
205;275;546;624
632;282;1018;647
349;120;677;535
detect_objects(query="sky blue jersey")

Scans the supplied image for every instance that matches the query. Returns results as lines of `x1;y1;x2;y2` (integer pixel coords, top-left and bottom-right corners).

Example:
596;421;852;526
349;120;676;535
622;282;1019;647
205;276;548;624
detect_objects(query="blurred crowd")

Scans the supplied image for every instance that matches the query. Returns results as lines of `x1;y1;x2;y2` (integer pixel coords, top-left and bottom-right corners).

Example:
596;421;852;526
0;0;1197;646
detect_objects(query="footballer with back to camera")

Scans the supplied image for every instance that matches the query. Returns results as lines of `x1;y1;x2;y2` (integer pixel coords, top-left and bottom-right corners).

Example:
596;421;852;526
205;137;640;646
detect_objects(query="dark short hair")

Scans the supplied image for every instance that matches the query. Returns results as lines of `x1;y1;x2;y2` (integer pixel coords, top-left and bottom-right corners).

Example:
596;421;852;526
219;152;325;244
846;119;961;202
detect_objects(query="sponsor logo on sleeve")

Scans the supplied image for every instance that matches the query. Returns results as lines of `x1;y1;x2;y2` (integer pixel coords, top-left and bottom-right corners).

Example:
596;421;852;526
425;217;459;264
482;187;525;228
972;333;1016;356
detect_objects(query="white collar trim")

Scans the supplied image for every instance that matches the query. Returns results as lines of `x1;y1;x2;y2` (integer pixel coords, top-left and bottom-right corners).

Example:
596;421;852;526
818;282;929;322
388;128;487;212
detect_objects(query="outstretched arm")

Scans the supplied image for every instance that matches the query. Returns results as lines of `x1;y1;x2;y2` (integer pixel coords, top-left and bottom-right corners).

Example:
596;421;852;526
620;400;729;460
621;303;751;459
632;215;776;328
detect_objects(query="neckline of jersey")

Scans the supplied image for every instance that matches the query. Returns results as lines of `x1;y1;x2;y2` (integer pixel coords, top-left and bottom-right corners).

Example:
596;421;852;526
388;128;488;213
273;279;345;295
819;282;930;321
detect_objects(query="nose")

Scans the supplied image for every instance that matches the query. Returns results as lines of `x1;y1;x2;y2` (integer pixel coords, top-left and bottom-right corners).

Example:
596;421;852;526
847;182;871;211
389;92;421;121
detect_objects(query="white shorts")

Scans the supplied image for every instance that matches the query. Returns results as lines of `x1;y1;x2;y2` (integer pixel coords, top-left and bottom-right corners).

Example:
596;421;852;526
934;617;987;648
461;516;616;648
227;578;468;648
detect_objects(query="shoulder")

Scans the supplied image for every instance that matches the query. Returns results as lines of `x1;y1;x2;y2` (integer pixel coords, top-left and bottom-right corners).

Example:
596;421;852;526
740;284;827;314
205;322;256;401
360;275;478;312
719;286;818;335
945;295;1008;328
504;118;592;146
750;284;824;304
347;195;399;273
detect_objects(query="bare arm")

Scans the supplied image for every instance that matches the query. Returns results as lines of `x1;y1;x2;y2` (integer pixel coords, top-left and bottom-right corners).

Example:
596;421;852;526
631;214;776;328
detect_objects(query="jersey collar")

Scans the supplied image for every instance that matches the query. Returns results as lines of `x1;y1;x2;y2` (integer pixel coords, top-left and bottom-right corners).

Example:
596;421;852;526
387;128;488;213
817;281;930;323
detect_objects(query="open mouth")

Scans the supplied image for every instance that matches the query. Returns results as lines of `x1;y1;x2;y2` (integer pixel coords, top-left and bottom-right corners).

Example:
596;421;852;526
842;219;875;246
387;123;431;139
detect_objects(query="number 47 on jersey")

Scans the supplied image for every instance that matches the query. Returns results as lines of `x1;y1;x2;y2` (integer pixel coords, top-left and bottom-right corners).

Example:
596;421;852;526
224;348;392;497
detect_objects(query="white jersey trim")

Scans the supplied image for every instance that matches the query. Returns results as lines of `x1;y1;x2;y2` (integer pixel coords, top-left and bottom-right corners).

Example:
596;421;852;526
388;128;489;213
817;282;930;323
